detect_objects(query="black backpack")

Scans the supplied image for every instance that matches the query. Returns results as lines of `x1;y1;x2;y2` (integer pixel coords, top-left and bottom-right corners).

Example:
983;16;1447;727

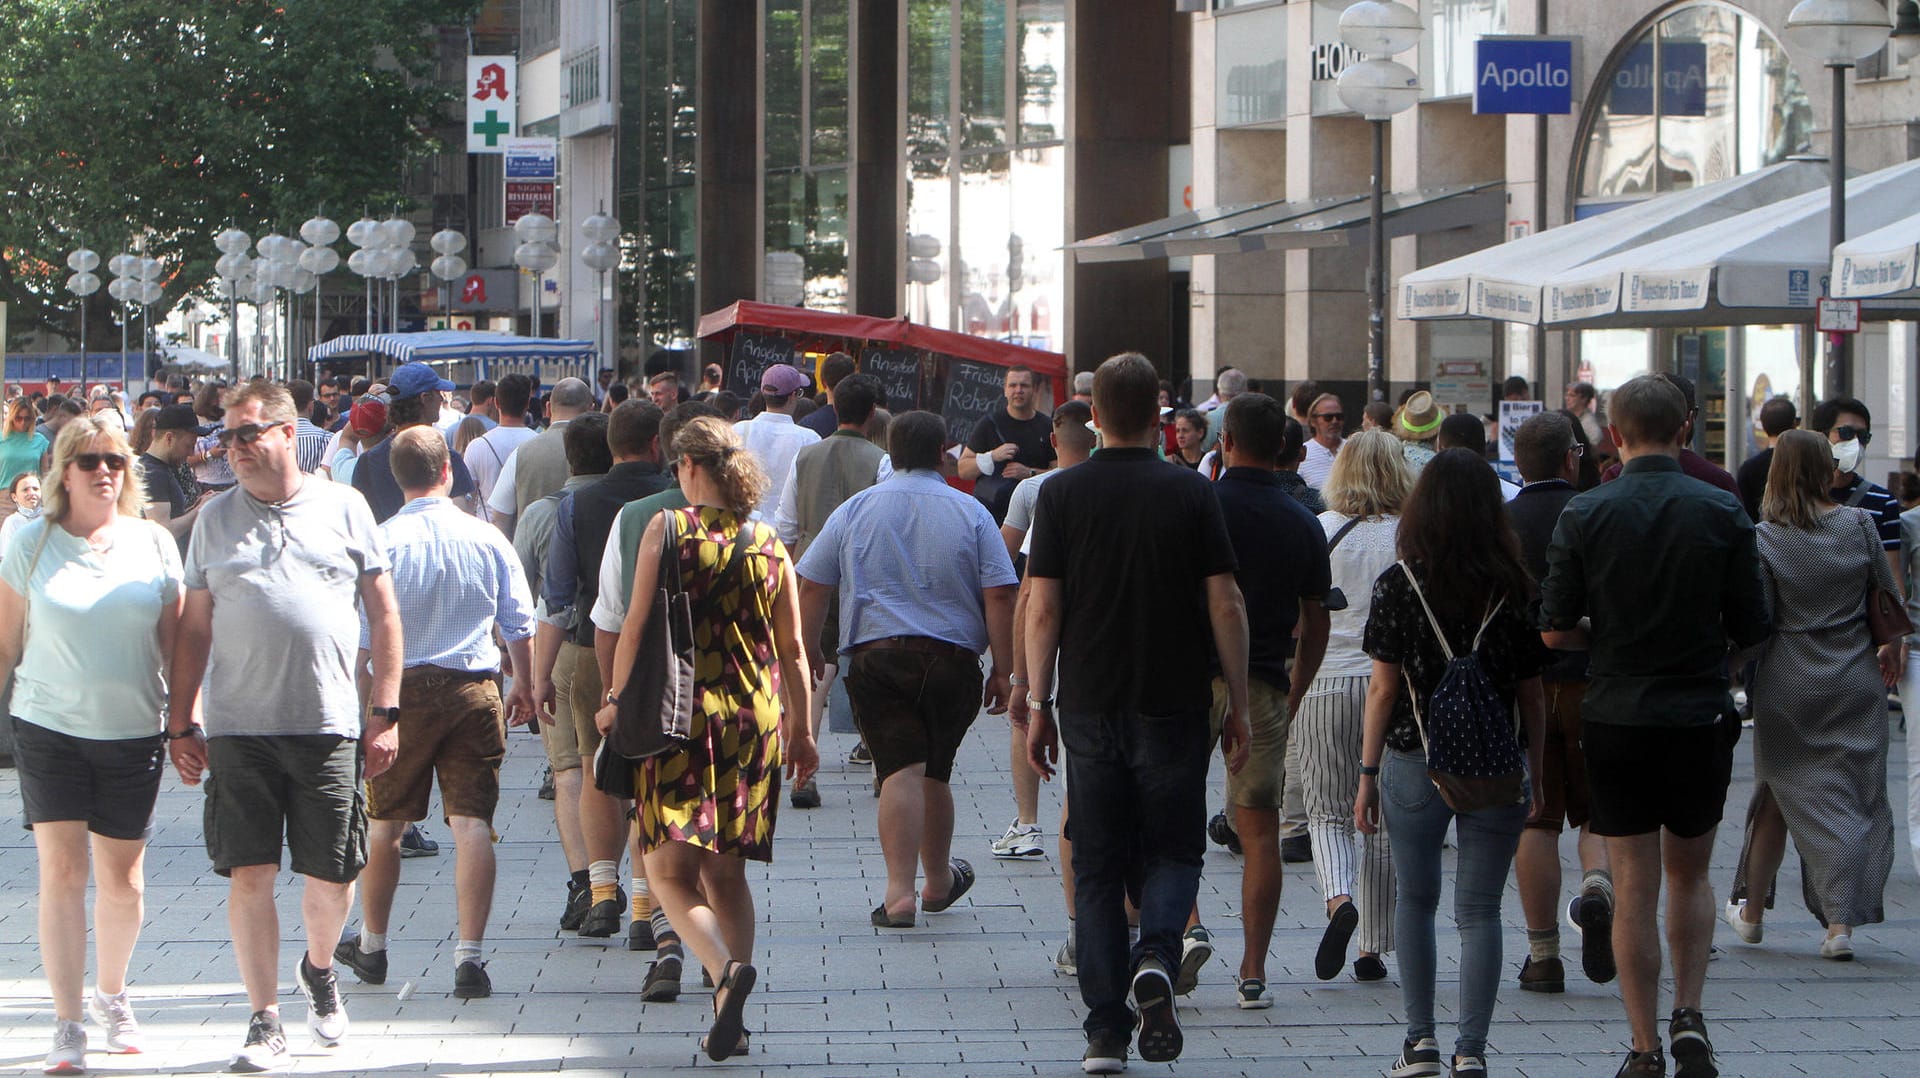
1397;562;1526;813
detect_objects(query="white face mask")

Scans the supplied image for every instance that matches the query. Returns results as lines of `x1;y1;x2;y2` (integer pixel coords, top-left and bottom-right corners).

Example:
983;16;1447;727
15;503;41;520
1832;437;1863;476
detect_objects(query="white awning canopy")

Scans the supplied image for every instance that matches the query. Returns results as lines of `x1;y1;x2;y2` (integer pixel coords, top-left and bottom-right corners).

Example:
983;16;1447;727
1535;157;1920;327
1833;214;1920;298
1397;160;1832;324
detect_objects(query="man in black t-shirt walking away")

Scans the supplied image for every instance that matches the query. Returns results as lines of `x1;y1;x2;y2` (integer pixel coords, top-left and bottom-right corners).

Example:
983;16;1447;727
960;364;1055;523
1025;351;1252;1075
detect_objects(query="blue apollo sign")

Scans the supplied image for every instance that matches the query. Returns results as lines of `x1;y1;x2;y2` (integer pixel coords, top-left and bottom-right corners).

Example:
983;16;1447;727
1473;37;1575;115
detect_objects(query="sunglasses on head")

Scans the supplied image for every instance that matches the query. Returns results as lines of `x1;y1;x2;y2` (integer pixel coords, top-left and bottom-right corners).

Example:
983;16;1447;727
72;452;127;473
1836;424;1873;447
216;421;288;447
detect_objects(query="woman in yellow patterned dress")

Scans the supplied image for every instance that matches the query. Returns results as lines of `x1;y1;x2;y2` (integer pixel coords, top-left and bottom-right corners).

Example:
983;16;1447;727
597;415;817;1060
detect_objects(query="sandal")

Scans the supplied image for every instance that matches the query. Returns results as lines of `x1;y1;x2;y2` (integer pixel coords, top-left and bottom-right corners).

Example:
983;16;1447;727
921;858;975;913
705;960;756;1061
699;1030;749;1057
870;904;915;928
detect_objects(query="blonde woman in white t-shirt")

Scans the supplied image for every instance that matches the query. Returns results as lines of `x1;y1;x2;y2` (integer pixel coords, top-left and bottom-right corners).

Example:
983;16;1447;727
1293;429;1412;984
0;415;184;1073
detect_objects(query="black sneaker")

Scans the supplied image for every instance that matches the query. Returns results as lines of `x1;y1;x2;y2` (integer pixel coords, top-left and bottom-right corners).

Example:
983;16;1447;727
333;935;389;985
578;887;626;938
453;960;491;999
1131;956;1181;1063
628;916;656;951
537;767;556;800
1280;834;1313;863
641;947;683;1002
297;955;348;1046
1206;812;1242;855
848;741;872;765
789;778;822;809
1082;1028;1130;1074
1614;1048;1666;1077
398;823;439;858
1388;1036;1443;1078
1669;1009;1717;1078
560;878;591;931
1579;881;1618;984
1517;954;1565;994
1451;1056;1488;1078
230;1010;289;1073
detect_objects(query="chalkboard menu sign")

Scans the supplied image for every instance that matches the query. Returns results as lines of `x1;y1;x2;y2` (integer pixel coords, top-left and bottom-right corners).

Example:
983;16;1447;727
860;348;923;413
728;332;797;393
940;358;1006;444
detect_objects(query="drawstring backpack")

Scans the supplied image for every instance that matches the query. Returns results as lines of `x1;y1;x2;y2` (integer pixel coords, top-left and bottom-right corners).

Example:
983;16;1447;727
1397;561;1527;813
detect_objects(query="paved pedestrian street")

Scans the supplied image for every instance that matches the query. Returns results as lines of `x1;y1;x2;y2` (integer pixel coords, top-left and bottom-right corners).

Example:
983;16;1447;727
0;712;1914;1077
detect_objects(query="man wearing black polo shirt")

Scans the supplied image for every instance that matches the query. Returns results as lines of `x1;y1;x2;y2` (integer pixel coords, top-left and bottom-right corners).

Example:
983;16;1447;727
1208;392;1329;1008
1024;351;1250;1075
1540;376;1768;1078
959;364;1055;523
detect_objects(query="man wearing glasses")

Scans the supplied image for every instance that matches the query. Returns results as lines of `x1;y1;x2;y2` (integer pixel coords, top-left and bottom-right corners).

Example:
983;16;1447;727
1299;393;1345;490
166;381;403;1072
1813;396;1903;588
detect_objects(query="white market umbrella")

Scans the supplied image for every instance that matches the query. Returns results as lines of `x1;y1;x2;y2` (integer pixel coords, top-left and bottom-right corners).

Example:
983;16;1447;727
159;344;233;373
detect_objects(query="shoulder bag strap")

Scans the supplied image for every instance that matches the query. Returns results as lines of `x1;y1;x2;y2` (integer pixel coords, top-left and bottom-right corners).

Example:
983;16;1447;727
1397;561;1455;661
1469;595;1507;652
658;507;682;594
1847;480;1871;508
1327;515;1364;555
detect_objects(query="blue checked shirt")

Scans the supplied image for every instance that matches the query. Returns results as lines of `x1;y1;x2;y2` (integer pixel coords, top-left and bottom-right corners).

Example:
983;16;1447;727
794;470;1017;655
361;496;535;671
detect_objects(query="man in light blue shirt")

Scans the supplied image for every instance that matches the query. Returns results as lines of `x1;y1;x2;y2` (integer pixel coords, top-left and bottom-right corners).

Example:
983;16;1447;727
337;426;535;1003
795;411;1017;928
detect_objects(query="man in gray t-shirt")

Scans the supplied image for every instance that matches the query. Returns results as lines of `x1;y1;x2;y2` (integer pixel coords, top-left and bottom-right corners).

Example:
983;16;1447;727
166;382;402;1071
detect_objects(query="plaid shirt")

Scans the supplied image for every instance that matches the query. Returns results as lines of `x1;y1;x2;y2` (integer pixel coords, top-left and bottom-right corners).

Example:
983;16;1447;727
294;418;331;474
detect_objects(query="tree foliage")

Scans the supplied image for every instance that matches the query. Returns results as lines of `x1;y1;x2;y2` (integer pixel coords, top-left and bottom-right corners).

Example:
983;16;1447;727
0;0;480;343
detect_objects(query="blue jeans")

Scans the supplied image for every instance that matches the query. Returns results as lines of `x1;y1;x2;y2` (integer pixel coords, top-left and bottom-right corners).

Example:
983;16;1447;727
1382;747;1527;1059
1060;708;1210;1037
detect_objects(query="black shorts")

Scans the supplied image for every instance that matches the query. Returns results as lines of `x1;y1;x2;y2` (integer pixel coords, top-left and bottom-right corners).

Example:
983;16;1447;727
12;717;164;841
204;734;367;883
1582;714;1739;839
843;644;983;784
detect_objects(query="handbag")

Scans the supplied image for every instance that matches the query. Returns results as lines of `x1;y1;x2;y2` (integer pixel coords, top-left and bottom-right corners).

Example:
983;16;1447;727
1860;514;1913;647
608;510;755;759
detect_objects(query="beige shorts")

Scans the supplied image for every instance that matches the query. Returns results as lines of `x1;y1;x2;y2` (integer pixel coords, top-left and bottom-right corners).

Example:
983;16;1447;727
1208;676;1292;811
539;639;583;772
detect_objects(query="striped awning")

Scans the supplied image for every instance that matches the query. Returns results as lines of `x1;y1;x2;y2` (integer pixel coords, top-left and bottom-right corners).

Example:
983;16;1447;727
306;330;596;366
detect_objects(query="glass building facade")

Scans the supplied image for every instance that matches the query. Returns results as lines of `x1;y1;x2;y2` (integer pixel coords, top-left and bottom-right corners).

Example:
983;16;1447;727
618;0;700;359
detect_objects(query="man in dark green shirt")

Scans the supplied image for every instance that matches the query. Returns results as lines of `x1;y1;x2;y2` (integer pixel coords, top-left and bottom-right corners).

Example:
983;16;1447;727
1540;375;1768;1078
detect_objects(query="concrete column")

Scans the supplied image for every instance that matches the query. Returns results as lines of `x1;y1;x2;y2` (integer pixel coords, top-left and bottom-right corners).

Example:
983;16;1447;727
849;0;901;317
696;0;761;363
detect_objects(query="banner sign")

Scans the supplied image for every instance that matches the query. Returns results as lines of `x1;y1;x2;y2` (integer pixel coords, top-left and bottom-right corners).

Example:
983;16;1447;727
466;56;518;153
1474;37;1576;115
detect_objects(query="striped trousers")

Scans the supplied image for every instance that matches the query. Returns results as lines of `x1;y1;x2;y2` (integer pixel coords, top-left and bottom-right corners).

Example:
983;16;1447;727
1296;674;1395;954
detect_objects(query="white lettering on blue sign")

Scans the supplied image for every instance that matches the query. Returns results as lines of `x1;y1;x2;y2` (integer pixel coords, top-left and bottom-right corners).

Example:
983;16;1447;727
1474;38;1575;115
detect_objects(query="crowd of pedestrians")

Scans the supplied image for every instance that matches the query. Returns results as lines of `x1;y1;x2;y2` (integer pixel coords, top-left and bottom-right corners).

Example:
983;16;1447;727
0;356;1909;1078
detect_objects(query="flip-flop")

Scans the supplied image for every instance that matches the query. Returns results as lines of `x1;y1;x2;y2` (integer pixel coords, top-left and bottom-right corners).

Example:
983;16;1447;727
870;904;915;928
705;960;756;1062
699;1030;749;1057
921;857;975;913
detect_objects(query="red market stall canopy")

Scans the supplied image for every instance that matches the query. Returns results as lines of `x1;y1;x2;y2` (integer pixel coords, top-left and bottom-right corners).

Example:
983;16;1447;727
696;301;1068;443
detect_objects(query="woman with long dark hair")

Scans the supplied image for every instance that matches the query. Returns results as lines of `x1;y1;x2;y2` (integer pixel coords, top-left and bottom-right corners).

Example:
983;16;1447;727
1725;429;1899;960
1354;448;1549;1078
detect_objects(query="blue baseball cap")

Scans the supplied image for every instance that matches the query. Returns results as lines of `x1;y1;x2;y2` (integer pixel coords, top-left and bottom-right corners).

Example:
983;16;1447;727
388;361;456;401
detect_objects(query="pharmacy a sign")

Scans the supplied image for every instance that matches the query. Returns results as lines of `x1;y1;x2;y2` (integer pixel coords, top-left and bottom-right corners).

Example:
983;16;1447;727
466;56;518;153
1474;37;1576;115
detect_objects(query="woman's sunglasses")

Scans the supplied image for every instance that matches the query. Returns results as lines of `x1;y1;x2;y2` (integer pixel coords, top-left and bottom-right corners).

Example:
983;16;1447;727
72;452;127;473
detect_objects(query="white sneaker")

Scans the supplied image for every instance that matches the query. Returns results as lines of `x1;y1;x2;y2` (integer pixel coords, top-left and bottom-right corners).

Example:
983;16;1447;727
1054;938;1078;976
230;1010;288;1073
87;989;143;1054
1821;933;1854;961
990;820;1044;858
43;1019;85;1075
1723;900;1763;945
297;957;349;1047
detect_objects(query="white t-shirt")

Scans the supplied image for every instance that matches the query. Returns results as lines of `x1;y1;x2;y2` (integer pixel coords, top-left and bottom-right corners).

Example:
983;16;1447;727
1314;512;1399;680
1002;469;1058;537
2;516;183;740
1301;438;1340;489
464;425;539;518
735;412;820;521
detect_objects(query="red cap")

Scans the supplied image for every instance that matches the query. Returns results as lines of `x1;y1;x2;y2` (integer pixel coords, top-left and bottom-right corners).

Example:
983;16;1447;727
349;397;389;435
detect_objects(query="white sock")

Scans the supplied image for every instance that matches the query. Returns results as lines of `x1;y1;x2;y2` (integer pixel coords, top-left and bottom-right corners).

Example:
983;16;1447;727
454;940;483;967
588;860;618;888
360;930;387;954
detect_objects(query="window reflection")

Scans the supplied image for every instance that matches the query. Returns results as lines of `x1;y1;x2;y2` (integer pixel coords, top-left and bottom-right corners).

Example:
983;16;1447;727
811;0;850;164
908;0;951;159
1017;0;1065;143
620;0;699;356
1425;0;1506;100
962;0;1009;151
1579;4;1809;204
1215;4;1286;128
907;160;953;329
766;0;803;171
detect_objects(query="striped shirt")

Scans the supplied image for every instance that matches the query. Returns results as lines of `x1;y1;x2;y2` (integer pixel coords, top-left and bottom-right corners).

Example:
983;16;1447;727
360;496;534;671
294;418;332;474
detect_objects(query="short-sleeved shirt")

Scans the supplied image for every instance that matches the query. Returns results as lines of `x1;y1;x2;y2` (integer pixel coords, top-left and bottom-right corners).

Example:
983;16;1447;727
794;471;1017;654
2;515;183;741
1001;469;1059;536
1301;438;1340;489
966;407;1055;472
362;497;533;671
1540;453;1769;728
1027;447;1237;716
139;452;187;518
1212;467;1331;691
1834;474;1901;551
1362;561;1551;753
185;478;389;738
0;431;48;489
464;425;539;514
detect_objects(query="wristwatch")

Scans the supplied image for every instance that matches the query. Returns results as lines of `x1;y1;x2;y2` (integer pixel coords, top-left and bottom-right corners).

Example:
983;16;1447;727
604;689;619;706
368;706;400;726
1026;694;1054;711
164;726;202;741
1358;764;1380;777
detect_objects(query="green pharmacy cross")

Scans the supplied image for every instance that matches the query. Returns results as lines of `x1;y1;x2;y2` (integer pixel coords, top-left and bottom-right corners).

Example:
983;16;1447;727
472;110;510;147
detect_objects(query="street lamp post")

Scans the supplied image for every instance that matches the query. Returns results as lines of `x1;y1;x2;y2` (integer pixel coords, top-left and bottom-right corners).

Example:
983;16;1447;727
299;216;342;373
429;229;469;329
64;248;100;372
1335;1;1422;405
1785;0;1892;398
580;212;622;375
214;228;253;372
513;212;560;339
